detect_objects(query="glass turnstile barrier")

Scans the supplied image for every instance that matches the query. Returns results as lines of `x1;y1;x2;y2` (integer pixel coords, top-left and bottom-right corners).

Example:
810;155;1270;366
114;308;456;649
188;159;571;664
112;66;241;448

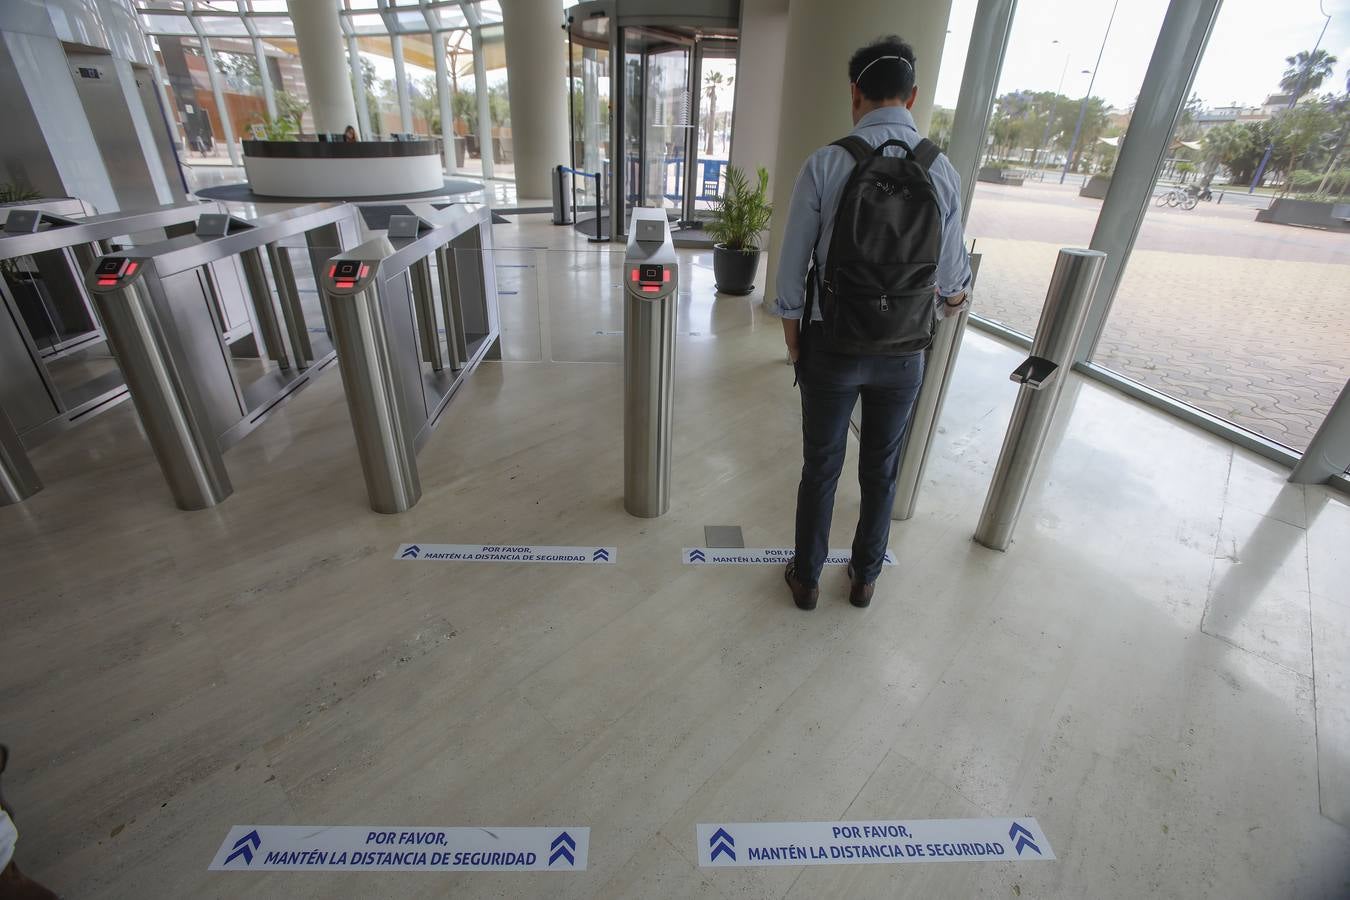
321;203;501;513
81;203;361;509
0;201;217;441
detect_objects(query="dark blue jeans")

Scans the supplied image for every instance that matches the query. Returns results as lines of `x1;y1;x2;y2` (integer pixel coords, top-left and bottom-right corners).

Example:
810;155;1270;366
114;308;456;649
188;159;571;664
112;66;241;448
794;336;924;586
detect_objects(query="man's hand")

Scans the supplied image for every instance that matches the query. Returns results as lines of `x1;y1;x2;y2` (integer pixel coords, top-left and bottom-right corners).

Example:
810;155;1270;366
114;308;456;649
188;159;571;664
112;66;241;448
781;318;802;362
940;291;968;319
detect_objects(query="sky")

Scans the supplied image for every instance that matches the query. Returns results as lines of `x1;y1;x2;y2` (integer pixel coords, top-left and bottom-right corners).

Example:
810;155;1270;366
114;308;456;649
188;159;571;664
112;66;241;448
933;0;1350;111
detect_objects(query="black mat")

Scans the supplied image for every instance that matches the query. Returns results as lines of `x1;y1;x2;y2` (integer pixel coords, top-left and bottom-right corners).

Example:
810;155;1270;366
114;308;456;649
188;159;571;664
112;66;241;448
194;177;485;204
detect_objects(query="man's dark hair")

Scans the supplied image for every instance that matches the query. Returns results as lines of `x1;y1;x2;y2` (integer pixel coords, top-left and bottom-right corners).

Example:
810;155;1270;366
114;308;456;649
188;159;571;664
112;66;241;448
848;36;916;102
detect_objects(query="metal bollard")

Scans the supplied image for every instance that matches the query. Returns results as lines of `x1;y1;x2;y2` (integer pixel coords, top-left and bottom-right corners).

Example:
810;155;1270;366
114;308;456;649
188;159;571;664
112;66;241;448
552;165;574;225
86;260;233;510
892;253;981;521
322;237;422;514
0;407;42;506
974;248;1106;551
623;209;678;518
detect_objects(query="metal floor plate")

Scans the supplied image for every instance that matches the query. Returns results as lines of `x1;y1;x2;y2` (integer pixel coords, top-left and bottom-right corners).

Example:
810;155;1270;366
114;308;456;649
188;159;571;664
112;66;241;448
703;525;744;548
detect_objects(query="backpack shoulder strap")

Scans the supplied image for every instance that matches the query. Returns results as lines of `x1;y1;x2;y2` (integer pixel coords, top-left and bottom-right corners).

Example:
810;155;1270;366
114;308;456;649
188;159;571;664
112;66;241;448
830;135;873;164
913;138;942;171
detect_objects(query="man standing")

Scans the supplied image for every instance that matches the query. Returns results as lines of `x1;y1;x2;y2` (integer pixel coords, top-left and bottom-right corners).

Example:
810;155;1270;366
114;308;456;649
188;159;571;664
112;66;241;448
767;36;971;611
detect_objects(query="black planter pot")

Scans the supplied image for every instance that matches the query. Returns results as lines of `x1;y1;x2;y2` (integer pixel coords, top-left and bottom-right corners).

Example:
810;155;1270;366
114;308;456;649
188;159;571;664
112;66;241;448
713;244;760;295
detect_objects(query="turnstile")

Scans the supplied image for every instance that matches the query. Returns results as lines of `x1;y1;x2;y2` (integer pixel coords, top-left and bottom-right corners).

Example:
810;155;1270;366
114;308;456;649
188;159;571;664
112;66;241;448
83;203;360;509
0;200;214;442
321;204;501;513
623;208;678;518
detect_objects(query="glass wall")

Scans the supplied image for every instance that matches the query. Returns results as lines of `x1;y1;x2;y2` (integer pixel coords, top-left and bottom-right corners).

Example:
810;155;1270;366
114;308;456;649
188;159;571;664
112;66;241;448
153;35;224;159
355;36;400;137
1091;0;1350;452
135;0;506;175
936;0;1169;337
935;0;1350;460
208;38;268;140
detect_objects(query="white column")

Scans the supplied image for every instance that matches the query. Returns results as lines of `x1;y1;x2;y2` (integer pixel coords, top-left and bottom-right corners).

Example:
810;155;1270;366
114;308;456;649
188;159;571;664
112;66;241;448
728;0;789;182
432;31;456;171
347;33;373;139
286;0;360;135
500;0;569;199
471;27;494;180
764;0;953;300
390;31;413;134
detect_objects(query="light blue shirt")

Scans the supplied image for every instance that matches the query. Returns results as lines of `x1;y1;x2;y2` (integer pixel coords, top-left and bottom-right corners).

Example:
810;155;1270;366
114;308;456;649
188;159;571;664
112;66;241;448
768;106;972;322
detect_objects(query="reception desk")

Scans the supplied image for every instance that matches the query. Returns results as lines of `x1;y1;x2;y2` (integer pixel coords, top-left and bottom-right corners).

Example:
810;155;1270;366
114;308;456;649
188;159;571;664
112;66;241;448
243;140;444;199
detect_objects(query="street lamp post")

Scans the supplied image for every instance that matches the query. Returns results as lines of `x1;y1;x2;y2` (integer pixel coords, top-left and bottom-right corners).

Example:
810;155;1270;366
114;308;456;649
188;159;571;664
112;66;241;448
1033;40;1071;177
1060;0;1120;184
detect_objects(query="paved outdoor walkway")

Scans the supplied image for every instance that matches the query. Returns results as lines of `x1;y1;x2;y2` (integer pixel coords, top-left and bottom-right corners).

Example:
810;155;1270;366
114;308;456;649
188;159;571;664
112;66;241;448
966;183;1350;451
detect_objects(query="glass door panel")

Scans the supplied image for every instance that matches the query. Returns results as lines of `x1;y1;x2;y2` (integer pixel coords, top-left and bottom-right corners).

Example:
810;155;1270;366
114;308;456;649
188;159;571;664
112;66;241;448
642;44;691;213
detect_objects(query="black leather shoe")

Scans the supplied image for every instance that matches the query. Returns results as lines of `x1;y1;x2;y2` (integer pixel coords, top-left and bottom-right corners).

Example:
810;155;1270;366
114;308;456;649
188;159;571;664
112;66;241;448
846;562;875;608
785;561;818;611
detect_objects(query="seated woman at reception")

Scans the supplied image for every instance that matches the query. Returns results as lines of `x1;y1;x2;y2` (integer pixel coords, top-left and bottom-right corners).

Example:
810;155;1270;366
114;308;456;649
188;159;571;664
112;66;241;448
344;125;357;143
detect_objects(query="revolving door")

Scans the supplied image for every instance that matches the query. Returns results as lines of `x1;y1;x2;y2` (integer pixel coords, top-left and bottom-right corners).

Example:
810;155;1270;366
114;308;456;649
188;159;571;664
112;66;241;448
566;1;739;239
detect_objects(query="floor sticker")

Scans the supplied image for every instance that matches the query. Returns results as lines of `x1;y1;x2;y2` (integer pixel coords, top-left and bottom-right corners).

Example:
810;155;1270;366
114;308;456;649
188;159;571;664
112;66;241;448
683;548;896;566
696;818;1053;867
209;826;589;872
395;544;616;564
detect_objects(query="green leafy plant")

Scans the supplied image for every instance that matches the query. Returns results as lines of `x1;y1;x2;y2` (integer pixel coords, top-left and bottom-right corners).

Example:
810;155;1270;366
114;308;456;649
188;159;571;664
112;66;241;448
252;114;297;141
706;165;772;252
275;90;307;134
0;182;40;204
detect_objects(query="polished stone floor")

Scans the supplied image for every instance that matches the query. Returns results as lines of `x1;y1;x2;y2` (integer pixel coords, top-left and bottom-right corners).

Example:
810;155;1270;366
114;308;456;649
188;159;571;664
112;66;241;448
1;215;1347;899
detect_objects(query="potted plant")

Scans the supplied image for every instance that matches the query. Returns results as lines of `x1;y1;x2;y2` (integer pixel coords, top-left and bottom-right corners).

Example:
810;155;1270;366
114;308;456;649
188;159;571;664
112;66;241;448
707;165;772;295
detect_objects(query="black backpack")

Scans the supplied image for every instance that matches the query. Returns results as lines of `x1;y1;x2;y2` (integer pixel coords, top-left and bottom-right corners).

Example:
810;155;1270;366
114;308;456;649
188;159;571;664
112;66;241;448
805;135;944;355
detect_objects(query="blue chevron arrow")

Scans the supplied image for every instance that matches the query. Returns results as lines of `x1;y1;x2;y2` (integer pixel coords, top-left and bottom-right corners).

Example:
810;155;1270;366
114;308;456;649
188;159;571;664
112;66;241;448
549;831;577;866
592;548;610;562
689;549;706;563
709;827;735;862
224;830;261;866
401;545;421;559
1008;822;1041;856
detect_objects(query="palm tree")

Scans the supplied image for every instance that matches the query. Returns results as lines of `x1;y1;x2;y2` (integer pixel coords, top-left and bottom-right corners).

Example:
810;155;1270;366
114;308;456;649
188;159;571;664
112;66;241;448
703;71;731;156
1280;49;1338;102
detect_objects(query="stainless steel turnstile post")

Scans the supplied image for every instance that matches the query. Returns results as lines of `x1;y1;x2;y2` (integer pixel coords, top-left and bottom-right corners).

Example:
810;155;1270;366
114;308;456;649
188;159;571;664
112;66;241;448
0;407;42;505
86;266;232;510
623;209;678;518
893;308;969;520
323;237;422;514
974;248;1106;551
891;253;982;521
